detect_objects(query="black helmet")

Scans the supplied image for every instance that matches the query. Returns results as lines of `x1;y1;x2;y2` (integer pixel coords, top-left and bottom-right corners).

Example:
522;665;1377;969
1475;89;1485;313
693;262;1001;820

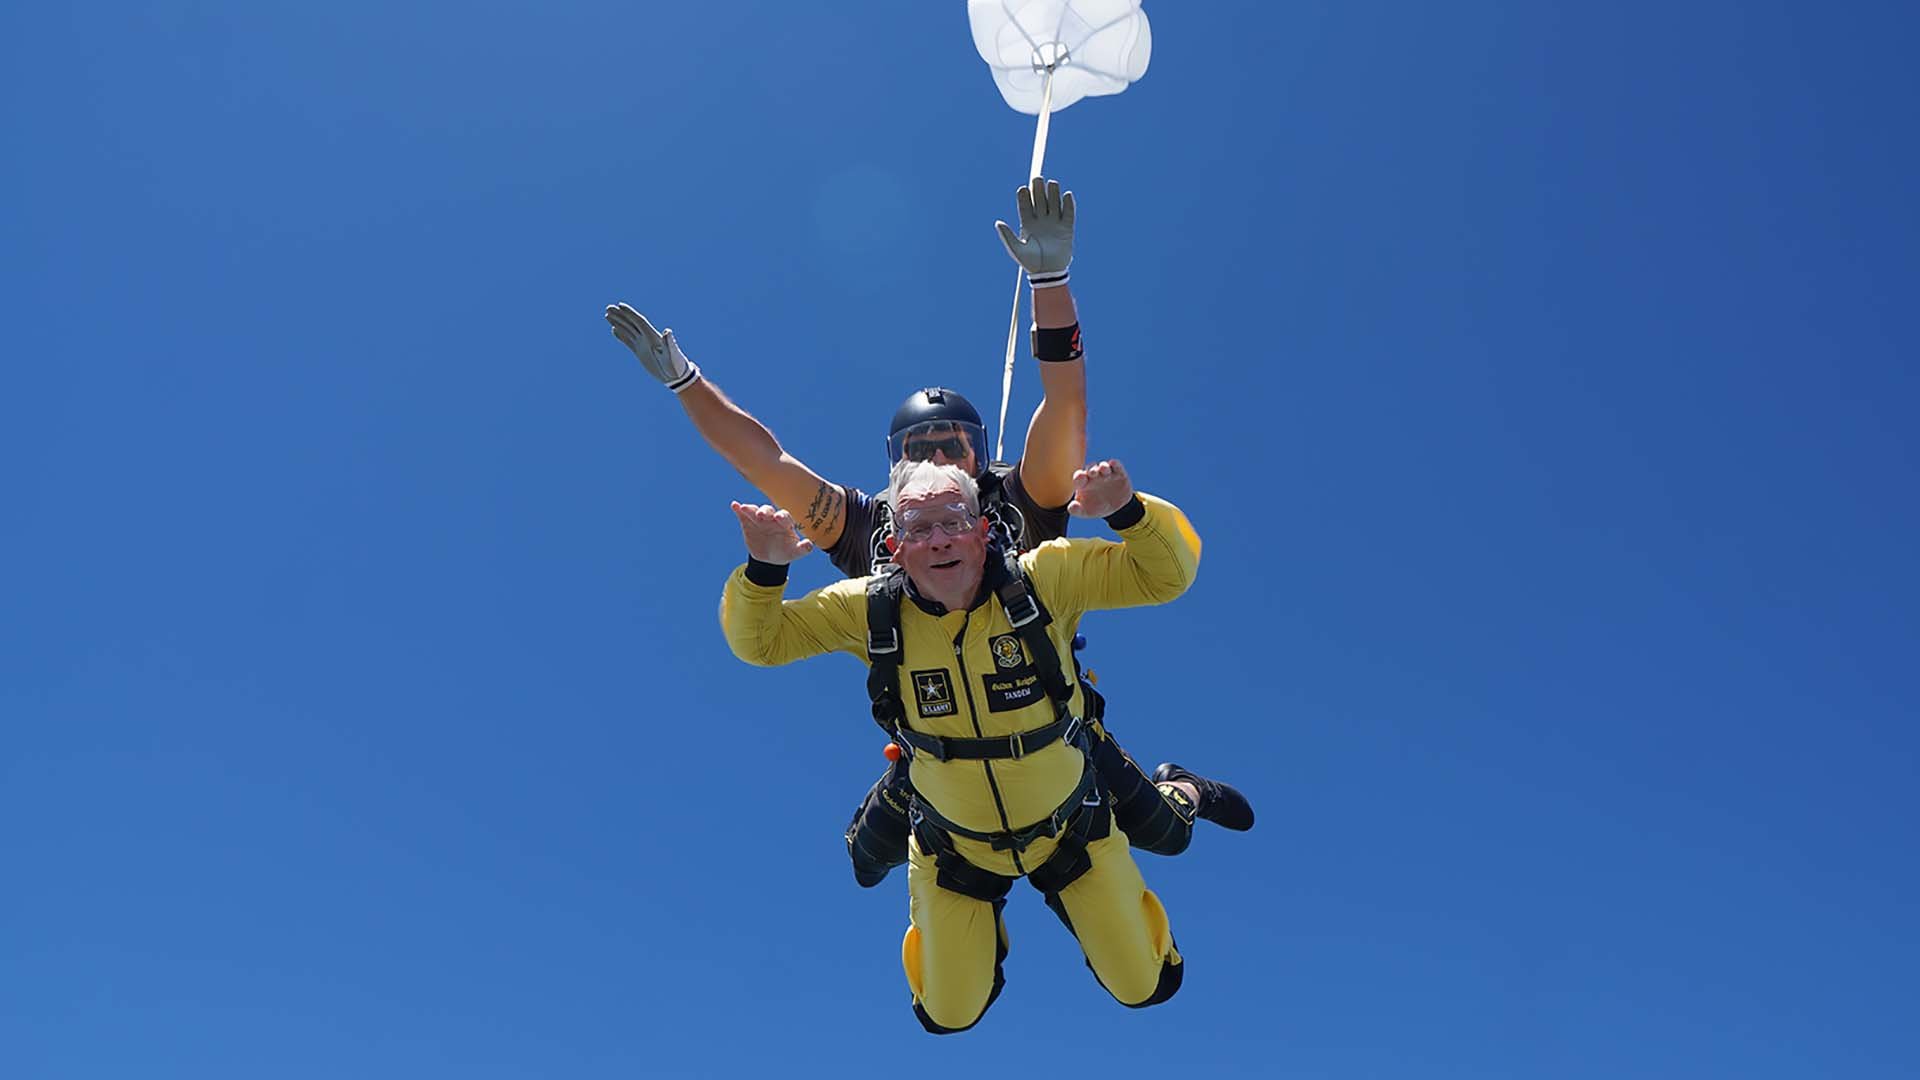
886;388;989;474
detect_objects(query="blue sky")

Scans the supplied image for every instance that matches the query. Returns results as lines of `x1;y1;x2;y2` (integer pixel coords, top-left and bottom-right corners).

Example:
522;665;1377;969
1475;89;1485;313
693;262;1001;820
4;1;1917;1076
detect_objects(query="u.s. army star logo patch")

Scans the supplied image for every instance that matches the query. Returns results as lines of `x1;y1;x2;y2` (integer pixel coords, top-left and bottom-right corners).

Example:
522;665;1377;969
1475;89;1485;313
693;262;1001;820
909;669;955;718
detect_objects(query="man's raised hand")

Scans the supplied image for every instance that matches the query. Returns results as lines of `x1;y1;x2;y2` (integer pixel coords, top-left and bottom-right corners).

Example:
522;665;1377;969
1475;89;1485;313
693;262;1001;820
994;177;1075;288
732;501;815;565
1067;459;1134;518
605;302;701;393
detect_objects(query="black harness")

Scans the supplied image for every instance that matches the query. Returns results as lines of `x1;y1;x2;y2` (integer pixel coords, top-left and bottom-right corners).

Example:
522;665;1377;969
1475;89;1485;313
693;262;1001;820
862;545;1110;901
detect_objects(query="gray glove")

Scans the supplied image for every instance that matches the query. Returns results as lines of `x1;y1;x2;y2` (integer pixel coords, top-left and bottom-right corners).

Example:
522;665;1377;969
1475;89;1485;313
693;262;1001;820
604;302;701;393
994;176;1075;288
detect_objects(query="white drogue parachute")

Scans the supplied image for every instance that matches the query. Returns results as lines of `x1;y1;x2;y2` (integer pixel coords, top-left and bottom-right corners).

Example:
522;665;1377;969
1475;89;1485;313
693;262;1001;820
967;0;1154;456
968;0;1153;118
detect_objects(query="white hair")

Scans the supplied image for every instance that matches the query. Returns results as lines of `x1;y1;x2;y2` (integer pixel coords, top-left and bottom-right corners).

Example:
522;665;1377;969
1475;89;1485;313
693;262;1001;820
886;460;979;516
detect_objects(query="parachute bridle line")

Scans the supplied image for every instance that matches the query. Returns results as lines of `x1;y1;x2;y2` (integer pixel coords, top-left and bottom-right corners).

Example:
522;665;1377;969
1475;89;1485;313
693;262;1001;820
995;64;1057;461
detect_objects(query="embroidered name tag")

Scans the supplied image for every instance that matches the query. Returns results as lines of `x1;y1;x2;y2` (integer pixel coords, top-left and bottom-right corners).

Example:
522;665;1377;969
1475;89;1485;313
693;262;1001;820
981;671;1043;712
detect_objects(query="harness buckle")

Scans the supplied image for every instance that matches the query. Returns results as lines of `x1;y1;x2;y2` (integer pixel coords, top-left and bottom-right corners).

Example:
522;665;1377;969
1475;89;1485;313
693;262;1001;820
868;626;900;655
1044;806;1070;838
1004;592;1041;629
1008;730;1026;759
994;812;1061;853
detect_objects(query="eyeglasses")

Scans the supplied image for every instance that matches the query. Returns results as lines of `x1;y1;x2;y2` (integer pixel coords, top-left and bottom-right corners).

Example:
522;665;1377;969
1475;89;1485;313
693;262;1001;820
903;435;971;463
895;503;980;543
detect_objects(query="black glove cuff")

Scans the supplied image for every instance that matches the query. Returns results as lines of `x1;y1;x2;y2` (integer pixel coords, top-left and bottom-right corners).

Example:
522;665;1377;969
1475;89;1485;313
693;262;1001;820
1031;323;1084;363
744;558;790;587
1103;495;1147;530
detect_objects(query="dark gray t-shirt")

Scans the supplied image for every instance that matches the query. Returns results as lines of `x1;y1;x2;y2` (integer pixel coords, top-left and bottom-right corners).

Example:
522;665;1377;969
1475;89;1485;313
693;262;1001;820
825;461;1070;579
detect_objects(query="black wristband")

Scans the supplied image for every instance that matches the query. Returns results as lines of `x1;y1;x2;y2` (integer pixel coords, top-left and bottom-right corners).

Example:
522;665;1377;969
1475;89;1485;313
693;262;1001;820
1104;495;1146;530
744;558;790;587
1030;323;1084;363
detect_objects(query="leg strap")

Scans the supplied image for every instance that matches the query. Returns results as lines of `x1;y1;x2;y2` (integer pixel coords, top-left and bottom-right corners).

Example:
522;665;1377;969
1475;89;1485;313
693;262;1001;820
1026;784;1112;898
911;815;1017;903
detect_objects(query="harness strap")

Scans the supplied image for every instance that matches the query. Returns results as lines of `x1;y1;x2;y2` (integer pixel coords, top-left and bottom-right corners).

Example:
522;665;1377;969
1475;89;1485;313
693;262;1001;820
911;762;1110;901
911;756;1099;854
893;712;1081;763
864;568;908;735
1077;676;1106;723
983;547;1076;717
910;818;1018;904
1025;788;1111;898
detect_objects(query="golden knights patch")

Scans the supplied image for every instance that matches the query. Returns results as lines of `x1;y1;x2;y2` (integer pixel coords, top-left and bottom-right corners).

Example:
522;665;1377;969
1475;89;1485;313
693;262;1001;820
990;633;1026;669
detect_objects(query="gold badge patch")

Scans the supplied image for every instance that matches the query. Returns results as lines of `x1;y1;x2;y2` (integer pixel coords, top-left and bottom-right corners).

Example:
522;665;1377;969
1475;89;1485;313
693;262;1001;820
990;633;1025;670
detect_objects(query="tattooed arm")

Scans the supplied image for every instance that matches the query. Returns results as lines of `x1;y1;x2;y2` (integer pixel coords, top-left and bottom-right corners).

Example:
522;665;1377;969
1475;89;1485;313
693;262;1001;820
676;377;849;549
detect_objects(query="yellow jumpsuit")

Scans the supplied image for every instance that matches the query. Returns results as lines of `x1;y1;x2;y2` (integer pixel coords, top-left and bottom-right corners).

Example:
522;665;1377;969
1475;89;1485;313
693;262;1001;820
720;494;1203;1030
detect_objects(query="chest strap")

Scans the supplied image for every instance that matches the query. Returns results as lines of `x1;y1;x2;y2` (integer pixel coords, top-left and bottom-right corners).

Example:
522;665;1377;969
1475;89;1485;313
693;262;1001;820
893;713;1081;762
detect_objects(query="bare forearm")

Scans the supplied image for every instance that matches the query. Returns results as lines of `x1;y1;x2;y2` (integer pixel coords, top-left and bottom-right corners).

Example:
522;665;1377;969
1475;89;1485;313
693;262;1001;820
1019;293;1088;506
1032;282;1078;328
1021;370;1087;501
678;377;783;473
676;377;847;547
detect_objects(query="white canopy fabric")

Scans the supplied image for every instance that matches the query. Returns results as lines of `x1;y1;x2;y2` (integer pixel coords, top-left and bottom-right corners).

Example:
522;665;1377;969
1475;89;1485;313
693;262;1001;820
967;0;1152;115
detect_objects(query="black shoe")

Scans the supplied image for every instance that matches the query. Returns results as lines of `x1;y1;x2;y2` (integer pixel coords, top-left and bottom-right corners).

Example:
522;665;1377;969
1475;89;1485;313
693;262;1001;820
1152;762;1255;831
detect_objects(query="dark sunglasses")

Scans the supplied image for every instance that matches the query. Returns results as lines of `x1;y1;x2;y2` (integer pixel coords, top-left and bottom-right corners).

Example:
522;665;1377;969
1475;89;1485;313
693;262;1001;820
903;435;970;462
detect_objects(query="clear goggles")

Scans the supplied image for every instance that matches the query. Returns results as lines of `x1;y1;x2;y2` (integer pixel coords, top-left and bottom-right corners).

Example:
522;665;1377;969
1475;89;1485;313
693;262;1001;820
894;501;980;544
887;420;986;467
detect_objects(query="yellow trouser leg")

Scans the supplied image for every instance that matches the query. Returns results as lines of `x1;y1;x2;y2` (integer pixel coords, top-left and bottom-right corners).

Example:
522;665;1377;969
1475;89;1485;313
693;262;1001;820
1053;827;1181;1005
902;834;1007;1031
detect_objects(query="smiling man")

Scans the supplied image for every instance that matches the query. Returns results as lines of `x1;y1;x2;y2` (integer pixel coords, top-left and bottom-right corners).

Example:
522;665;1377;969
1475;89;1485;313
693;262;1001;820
608;177;1250;890
721;459;1208;1033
